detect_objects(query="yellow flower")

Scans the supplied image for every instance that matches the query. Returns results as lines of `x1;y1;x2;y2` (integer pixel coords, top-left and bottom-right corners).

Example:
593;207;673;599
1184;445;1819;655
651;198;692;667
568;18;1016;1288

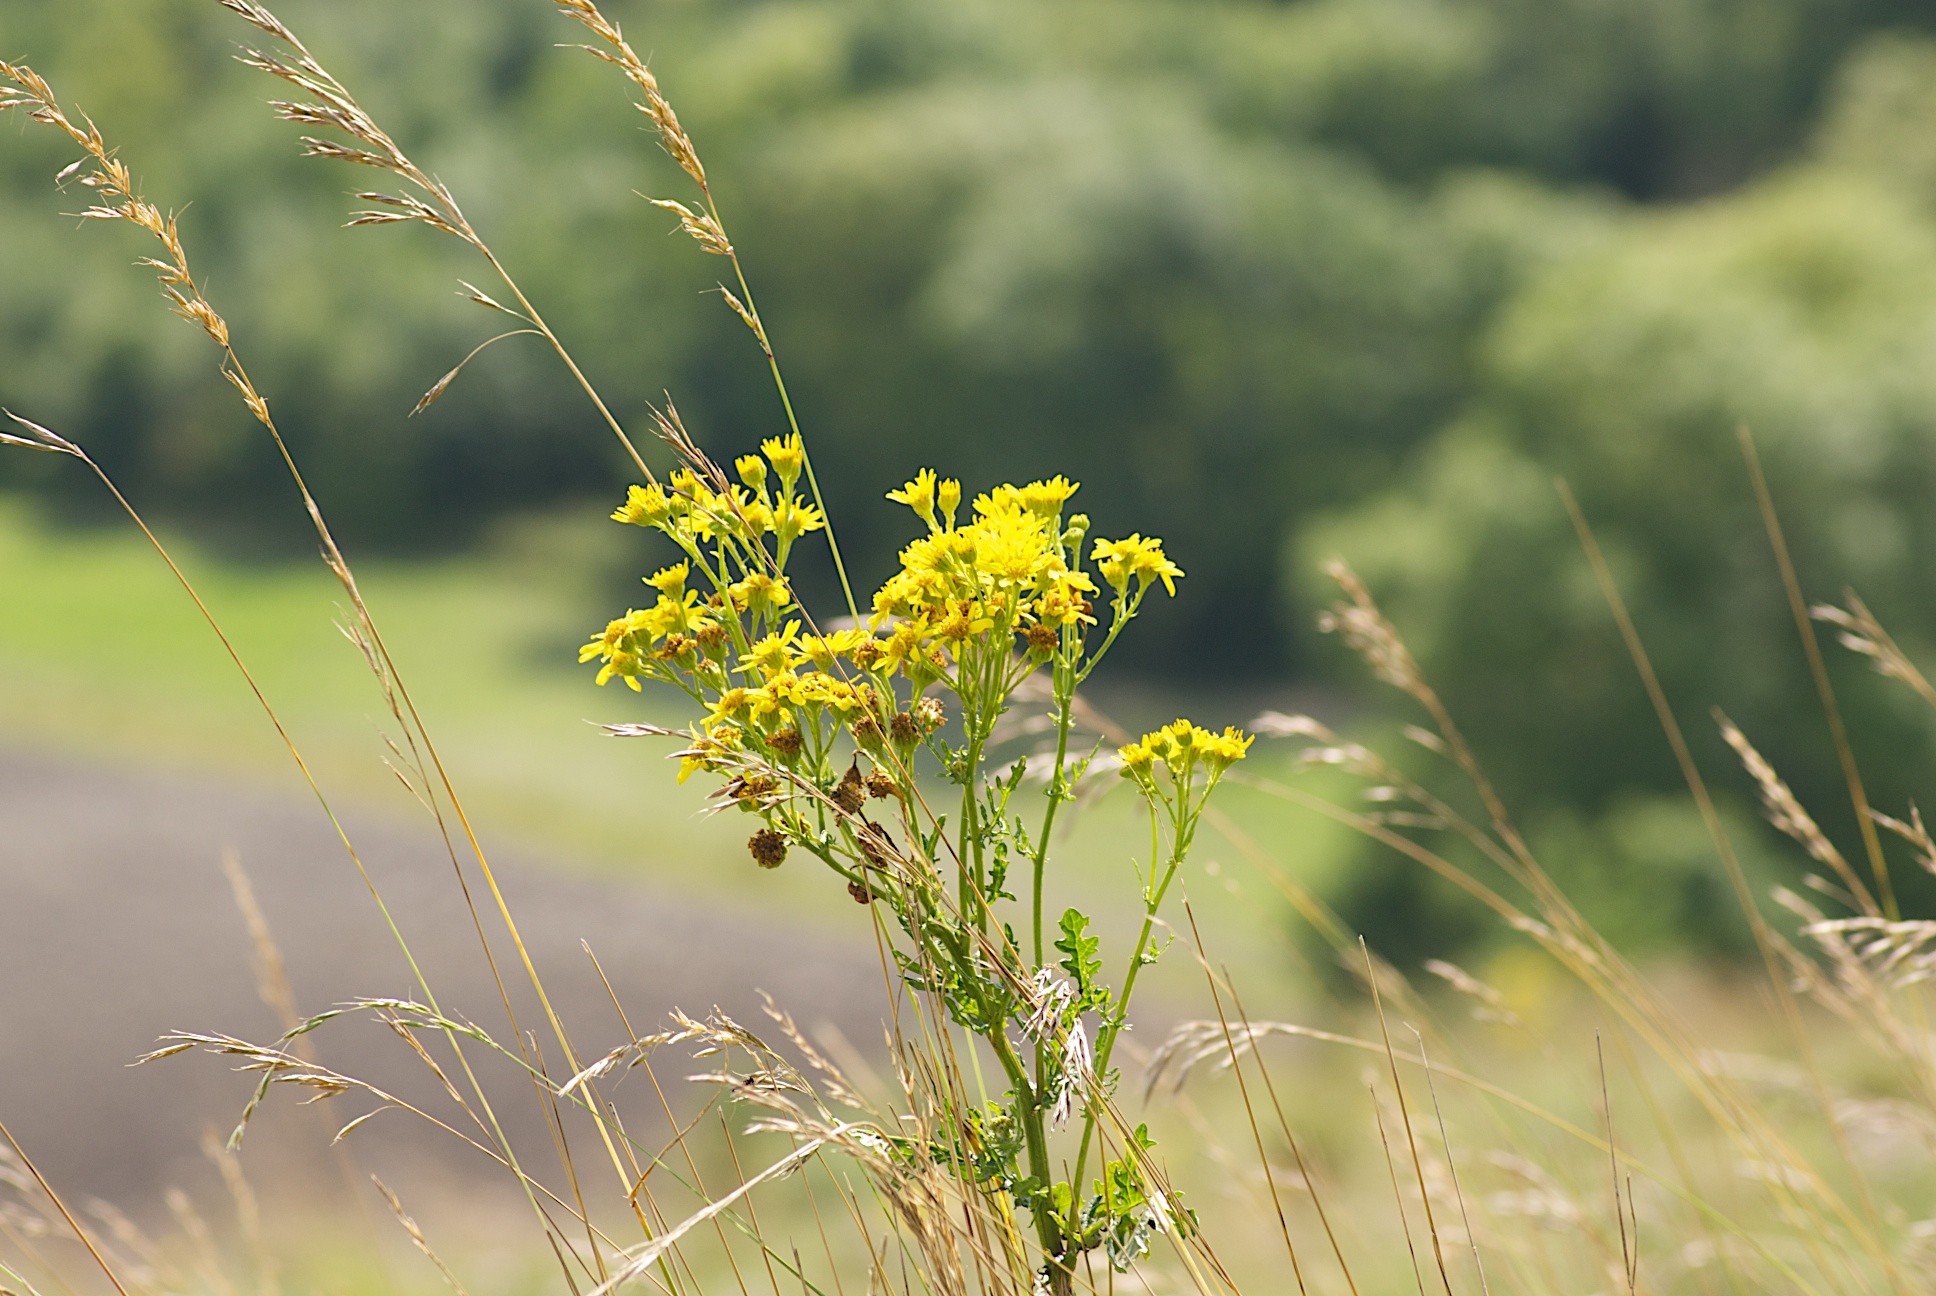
761;434;806;489
796;672;866;714
729;572;791;617
581;608;660;689
738;622;802;678
677;724;737;783
1203;725;1254;772
640;591;701;641
972;514;1055;587
710;687;755;722
880;618;942;679
1092;534;1183;597
1018;475;1078;517
1164;719;1199;754
735;454;767;490
644;562;689;595
666;468;703;511
937;477;962;527
744;686;785;720
1120;720;1250;784
774;495;827;544
763;670;807;707
612;483;673;527
1033;567;1098;627
795;629;870;669
887;469;939;527
934;600;995;643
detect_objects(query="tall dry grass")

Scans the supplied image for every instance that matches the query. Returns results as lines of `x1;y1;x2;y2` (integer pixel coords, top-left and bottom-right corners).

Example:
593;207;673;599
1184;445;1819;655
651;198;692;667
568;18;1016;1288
6;4;1936;1294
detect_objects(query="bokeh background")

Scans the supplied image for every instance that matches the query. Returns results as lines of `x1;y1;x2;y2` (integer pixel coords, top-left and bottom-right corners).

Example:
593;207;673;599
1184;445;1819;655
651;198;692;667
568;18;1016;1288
9;0;1936;1256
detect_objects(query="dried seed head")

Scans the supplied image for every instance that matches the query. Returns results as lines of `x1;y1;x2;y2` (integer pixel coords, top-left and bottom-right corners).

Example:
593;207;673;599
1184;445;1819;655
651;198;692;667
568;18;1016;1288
857;822;897;869
914;696;946;733
725;775;776;807
831;765;866;815
865;769;898;800
748;828;787;869
851;713;886;752
888;710;921;747
767;726;804;759
847;878;874;905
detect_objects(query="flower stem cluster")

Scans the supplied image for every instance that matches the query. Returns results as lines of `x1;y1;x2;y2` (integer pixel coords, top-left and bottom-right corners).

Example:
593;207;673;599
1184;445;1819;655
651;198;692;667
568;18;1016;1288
585;451;1242;1292
1117;720;1254;820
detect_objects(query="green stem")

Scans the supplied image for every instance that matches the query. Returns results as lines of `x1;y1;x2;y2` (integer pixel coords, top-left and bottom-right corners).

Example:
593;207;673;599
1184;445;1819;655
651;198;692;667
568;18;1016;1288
1072;797;1186;1191
988;1028;1062;1265
1032;650;1078;970
958;719;987;925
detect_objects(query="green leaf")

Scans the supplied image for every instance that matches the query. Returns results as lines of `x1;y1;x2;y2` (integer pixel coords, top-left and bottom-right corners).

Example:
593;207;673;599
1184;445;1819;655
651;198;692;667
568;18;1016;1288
1056;908;1102;992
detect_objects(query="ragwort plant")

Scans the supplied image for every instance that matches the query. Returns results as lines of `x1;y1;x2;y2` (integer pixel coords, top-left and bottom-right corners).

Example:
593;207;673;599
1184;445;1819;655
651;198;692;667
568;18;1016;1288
580;438;1252;1288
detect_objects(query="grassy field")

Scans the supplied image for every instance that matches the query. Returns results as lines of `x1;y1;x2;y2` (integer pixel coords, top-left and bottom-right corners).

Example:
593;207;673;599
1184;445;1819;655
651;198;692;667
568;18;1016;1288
11;500;1936;1293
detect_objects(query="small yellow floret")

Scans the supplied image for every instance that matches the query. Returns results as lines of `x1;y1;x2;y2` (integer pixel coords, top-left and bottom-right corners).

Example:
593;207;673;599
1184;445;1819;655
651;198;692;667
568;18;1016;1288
644;562;689;595
1092;534;1183;597
1203;726;1254;771
761;434;806;487
737;622;802;678
774;495;827;543
1018;476;1078;516
612;483;673;527
888;469;939;526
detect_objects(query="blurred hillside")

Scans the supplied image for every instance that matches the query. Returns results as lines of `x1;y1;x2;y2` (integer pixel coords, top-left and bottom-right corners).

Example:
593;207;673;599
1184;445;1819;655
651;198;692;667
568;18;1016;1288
10;0;1936;955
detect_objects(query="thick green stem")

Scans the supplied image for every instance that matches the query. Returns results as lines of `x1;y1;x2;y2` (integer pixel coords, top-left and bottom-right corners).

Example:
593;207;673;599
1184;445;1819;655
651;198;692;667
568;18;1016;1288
988;1028;1063;1267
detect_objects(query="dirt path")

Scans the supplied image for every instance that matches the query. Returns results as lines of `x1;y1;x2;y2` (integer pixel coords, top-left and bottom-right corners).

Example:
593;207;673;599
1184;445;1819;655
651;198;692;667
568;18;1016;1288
0;746;884;1211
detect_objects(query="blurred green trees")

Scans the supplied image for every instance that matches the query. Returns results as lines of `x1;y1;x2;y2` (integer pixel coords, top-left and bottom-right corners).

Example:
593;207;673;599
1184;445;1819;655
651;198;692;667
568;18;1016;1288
9;0;1936;952
1309;29;1936;953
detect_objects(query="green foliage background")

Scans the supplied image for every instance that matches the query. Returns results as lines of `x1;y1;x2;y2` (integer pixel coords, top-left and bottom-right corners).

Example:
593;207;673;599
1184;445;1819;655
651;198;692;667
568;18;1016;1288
9;0;1936;957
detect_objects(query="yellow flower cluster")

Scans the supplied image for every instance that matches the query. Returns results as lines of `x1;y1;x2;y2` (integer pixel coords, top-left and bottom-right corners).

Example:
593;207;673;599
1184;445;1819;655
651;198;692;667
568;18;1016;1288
610;435;827;548
1119;720;1254;784
869;470;1177;676
1091;534;1183;597
583;453;1188;784
579;559;722;691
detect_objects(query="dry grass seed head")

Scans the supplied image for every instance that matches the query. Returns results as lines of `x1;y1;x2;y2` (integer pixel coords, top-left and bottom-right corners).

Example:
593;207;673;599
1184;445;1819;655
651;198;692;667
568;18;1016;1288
1717;714;1871;913
0;64;230;352
1319;560;1424;696
551;0;706;189
1813;593;1936;707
